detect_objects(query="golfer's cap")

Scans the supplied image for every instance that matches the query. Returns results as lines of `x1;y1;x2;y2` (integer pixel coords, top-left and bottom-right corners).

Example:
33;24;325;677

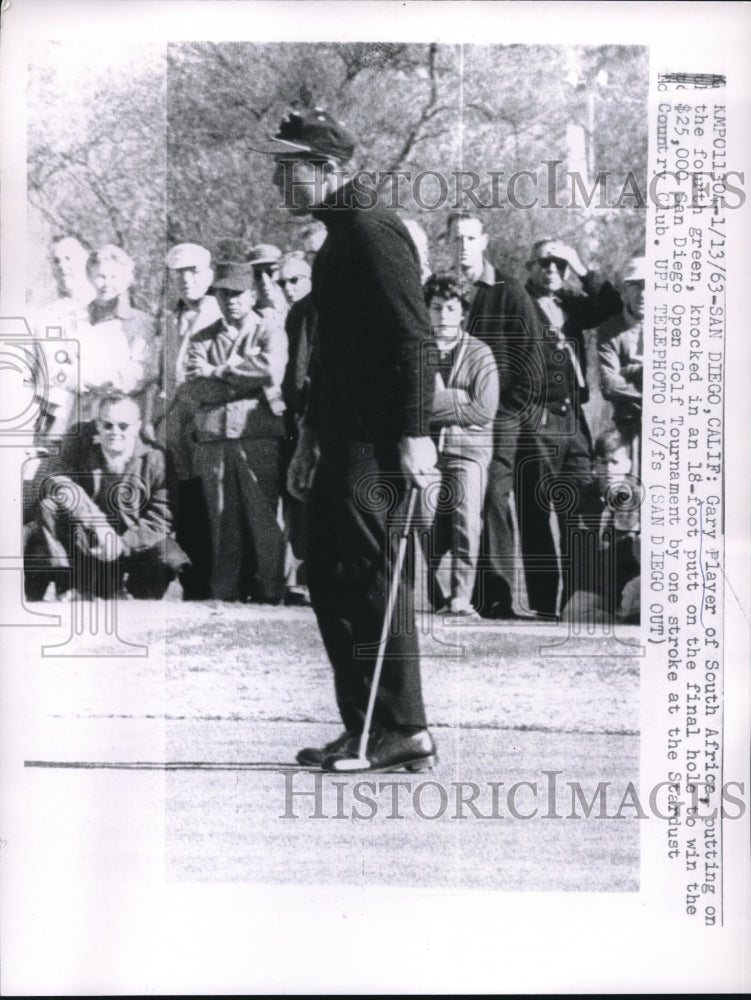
622;256;647;283
213;261;255;291
248;243;282;268
249;107;356;162
165;243;211;270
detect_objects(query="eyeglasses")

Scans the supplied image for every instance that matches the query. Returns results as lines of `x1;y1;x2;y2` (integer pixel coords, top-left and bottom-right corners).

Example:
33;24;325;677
99;420;135;431
535;257;567;274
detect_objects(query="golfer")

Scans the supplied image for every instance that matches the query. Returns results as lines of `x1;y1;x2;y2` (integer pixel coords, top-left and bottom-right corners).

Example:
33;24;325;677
253;108;438;772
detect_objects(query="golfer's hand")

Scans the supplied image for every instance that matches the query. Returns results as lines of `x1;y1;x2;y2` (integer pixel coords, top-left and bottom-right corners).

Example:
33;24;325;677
399;435;438;489
287;427;319;501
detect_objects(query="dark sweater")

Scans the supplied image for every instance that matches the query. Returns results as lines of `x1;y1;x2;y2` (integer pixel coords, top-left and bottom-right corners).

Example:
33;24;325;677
428;332;499;461
307;183;434;444
463;260;542;456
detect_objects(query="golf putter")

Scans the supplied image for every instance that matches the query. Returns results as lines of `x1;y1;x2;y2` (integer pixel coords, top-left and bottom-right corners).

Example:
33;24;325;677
333;485;420;771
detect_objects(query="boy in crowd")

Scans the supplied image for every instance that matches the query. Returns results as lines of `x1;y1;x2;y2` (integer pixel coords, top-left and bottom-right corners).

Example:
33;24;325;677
594;428;641;624
421;273;499;618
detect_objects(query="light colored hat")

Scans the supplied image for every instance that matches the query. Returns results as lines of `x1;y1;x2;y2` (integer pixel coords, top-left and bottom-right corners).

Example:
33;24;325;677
248;243;282;268
622;256;647;283
165;243;211;270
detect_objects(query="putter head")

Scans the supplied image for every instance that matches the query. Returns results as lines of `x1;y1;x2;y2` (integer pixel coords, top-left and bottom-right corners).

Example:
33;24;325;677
328;756;371;772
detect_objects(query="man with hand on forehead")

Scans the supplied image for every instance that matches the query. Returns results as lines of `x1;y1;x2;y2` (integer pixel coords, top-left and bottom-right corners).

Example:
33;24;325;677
252;107;437;773
248;243;288;316
519;237;621;619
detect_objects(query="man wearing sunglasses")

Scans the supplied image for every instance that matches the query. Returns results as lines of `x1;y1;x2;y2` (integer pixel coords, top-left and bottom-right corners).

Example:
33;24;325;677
24;394;188;601
518;238;622;620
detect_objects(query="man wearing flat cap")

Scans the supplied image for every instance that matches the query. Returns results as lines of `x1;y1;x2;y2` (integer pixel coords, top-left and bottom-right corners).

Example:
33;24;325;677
162;243;221;406
160;242;221;599
176;260;288;603
252;107;438;773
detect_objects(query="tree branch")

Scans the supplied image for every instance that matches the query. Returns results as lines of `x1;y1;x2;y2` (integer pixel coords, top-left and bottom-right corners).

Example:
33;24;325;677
380;43;448;179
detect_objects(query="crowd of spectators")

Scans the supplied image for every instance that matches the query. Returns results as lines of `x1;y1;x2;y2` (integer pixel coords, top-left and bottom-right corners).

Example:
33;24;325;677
24;216;644;623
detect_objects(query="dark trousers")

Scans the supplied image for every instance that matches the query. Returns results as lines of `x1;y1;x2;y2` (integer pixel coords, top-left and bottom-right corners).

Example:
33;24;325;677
173;477;213;600
281;431;308;590
193;437;285;603
516;410;600;617
306;441;427;735
599;528;641;619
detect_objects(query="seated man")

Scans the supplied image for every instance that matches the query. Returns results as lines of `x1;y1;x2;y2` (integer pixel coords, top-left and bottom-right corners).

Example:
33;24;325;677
24;394;188;600
421;273;499;617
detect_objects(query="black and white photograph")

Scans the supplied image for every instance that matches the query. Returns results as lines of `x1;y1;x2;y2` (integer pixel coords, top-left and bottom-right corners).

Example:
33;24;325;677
1;1;749;994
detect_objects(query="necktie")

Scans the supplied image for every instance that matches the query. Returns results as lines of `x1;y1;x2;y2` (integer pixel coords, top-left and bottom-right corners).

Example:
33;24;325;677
557;327;586;389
